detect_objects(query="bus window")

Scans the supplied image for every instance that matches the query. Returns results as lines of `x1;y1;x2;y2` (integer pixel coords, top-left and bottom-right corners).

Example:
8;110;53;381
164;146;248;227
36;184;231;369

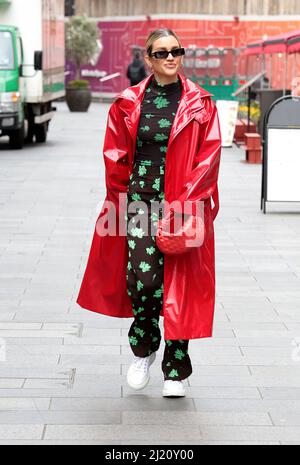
206;48;223;78
194;48;207;81
183;48;196;78
222;48;235;78
237;49;247;78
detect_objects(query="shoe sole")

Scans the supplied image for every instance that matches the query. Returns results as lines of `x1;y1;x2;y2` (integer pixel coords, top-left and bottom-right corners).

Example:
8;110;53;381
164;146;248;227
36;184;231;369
127;373;150;390
162;382;186;397
162;391;186;398
126;352;156;390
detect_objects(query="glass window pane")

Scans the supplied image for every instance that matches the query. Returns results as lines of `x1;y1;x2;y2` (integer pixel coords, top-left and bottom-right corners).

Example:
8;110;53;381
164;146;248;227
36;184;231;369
0;31;14;69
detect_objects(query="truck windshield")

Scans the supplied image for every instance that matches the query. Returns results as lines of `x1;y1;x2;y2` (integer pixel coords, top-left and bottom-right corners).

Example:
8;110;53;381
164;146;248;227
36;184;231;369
0;31;14;70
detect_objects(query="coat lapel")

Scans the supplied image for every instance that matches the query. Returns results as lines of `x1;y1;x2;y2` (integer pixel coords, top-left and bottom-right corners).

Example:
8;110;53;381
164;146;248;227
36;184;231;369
116;72;212;152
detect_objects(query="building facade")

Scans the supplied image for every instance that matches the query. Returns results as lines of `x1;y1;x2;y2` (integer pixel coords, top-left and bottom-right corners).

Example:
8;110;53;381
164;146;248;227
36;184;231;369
64;1;300;94
74;0;300;17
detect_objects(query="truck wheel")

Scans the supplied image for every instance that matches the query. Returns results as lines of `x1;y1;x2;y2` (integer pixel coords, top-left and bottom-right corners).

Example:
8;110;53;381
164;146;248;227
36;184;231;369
9;125;25;150
26;121;35;143
35;123;47;143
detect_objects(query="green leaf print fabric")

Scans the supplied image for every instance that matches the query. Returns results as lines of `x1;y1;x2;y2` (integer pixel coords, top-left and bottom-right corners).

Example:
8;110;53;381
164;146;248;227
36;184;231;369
125;74;193;381
134;75;182;167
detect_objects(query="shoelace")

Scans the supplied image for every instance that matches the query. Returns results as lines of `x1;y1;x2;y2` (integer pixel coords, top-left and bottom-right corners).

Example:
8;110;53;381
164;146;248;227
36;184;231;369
133;356;151;373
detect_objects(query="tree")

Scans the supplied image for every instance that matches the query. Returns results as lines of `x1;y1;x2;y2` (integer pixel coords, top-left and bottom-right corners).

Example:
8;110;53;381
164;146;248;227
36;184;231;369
65;15;99;81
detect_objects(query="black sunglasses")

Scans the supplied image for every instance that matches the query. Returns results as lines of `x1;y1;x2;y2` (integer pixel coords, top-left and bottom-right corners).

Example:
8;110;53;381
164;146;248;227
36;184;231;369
150;47;185;59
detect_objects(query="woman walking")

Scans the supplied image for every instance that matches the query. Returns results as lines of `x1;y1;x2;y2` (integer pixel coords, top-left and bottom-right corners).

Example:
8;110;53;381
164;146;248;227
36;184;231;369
77;29;222;397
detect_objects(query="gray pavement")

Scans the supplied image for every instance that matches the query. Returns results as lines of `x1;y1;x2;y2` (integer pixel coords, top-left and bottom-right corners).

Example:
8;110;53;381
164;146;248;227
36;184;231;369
0;101;300;444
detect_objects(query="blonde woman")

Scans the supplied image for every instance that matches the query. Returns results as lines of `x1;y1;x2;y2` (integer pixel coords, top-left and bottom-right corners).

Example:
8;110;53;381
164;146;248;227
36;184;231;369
77;29;222;398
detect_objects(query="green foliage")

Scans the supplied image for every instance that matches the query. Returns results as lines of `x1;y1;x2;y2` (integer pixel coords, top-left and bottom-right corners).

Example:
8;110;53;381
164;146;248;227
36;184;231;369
65;15;99;79
67;79;90;89
238;100;261;123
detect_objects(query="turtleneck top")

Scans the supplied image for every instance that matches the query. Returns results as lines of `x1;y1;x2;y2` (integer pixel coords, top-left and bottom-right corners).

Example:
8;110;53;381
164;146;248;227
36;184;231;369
134;74;182;166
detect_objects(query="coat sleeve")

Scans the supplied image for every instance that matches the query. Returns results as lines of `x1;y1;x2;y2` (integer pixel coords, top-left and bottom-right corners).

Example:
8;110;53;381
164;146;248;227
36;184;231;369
103;100;130;194
173;97;221;220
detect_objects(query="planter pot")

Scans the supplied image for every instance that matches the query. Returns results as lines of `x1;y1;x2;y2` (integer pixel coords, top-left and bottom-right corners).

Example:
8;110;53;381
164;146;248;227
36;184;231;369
66;87;92;112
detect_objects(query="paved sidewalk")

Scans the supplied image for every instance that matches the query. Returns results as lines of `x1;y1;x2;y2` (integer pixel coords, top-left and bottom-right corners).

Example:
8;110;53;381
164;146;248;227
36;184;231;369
0;101;300;445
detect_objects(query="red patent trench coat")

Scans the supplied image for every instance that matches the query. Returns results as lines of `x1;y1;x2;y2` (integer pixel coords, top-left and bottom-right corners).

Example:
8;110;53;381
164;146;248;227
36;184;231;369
76;72;222;340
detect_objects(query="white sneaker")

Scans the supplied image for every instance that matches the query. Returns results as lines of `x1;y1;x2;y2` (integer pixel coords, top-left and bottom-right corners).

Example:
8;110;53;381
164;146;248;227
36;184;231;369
162;380;186;397
126;352;156;390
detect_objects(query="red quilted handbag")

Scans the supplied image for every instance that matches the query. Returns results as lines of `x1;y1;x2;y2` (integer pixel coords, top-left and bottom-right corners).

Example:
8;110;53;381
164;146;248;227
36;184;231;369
155;209;205;255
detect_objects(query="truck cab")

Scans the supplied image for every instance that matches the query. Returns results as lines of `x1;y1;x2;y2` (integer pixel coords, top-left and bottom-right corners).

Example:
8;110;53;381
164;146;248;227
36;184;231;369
0;25;27;148
0;0;65;149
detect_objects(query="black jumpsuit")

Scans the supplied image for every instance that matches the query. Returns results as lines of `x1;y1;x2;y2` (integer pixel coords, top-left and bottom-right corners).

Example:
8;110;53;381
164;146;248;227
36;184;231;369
125;75;193;381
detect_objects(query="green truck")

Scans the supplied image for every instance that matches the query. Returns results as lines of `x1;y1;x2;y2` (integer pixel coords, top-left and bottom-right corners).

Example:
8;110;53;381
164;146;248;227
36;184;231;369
0;0;65;149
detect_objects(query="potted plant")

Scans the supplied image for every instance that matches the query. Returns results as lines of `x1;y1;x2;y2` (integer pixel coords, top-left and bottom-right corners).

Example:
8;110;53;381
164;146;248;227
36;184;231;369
65;15;99;112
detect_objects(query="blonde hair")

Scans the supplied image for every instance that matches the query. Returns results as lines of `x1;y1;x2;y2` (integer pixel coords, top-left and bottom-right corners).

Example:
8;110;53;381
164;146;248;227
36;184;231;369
146;29;181;56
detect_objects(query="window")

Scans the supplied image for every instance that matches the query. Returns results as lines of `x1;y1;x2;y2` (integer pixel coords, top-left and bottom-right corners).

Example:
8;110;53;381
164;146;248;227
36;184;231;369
17;36;23;67
65;0;75;16
0;31;14;70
